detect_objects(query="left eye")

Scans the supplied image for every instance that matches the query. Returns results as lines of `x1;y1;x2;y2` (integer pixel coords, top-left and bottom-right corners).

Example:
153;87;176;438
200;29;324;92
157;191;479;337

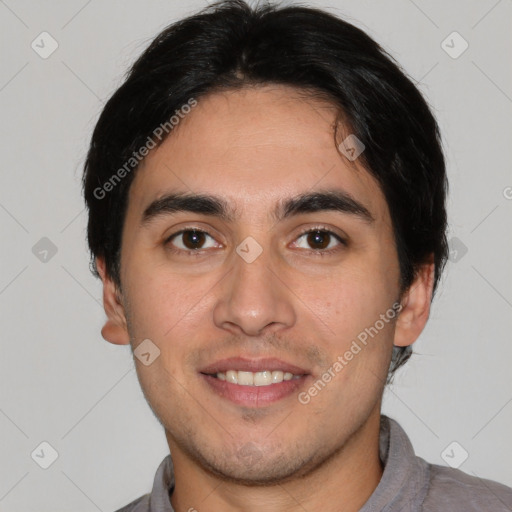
294;229;344;251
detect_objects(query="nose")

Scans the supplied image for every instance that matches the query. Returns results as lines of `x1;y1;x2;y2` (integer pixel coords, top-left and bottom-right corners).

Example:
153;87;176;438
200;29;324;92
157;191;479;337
212;245;296;337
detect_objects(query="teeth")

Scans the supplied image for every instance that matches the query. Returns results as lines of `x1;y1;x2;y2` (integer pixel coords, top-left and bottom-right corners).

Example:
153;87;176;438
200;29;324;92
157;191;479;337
237;371;254;386
272;370;284;383
215;370;301;386
253;371;272;386
226;370;238;384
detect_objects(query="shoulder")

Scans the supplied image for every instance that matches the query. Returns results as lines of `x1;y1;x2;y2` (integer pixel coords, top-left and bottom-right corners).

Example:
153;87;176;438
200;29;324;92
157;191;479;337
113;493;150;512
423;463;512;511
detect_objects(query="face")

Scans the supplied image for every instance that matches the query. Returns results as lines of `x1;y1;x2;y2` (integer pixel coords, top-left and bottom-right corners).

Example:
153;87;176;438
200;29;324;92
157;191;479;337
101;85;426;485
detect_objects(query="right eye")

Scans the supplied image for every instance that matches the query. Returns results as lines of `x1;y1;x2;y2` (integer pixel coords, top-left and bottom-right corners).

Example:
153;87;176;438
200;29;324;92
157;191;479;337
165;229;220;254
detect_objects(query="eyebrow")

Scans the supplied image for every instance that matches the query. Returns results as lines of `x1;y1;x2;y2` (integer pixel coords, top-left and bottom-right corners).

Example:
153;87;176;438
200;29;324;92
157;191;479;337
141;188;374;226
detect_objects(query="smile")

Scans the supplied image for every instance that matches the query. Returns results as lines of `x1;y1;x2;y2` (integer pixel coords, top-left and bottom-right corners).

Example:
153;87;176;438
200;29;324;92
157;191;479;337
215;370;301;386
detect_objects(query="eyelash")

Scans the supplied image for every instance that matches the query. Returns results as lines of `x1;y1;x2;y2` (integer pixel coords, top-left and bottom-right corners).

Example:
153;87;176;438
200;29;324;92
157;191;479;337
164;225;347;257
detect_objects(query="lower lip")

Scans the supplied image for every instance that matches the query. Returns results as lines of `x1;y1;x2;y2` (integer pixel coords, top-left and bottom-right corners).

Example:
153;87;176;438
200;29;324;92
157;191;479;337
201;374;308;407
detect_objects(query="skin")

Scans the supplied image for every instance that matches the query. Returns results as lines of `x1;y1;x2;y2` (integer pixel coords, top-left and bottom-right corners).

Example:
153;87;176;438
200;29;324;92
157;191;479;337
97;84;434;512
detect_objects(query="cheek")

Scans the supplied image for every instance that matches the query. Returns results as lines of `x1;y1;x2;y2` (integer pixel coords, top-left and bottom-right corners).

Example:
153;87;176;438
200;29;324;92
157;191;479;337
322;267;396;328
123;265;216;364
307;264;398;379
123;270;203;399
125;255;193;317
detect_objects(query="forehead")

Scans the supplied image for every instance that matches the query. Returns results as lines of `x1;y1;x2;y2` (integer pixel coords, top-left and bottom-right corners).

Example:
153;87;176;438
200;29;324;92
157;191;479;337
126;85;389;225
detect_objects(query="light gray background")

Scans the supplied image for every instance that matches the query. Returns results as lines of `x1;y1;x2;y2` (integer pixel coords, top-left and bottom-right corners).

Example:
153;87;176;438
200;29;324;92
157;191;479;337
1;0;511;510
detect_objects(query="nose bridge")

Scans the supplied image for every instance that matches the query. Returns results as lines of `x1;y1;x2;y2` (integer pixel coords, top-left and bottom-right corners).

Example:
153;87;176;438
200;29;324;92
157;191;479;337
212;238;295;336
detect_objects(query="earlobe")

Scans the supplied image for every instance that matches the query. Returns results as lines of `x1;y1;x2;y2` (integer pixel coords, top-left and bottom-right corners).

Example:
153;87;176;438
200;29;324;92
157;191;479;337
393;258;435;348
96;257;131;346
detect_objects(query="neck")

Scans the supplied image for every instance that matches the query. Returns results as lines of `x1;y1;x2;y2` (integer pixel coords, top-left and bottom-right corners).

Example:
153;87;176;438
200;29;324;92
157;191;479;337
168;407;383;512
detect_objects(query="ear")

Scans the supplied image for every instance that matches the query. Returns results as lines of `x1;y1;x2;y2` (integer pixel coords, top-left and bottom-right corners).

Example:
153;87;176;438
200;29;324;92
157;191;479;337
96;257;130;346
394;256;435;348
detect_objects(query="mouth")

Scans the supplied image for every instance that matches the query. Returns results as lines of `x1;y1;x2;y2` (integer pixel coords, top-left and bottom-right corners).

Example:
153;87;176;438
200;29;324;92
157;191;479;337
199;357;310;407
215;369;301;386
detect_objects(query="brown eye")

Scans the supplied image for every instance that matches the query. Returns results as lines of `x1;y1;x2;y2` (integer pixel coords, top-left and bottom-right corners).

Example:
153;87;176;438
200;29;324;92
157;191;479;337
167;229;216;251
294;229;345;252
182;230;206;249
306;231;330;249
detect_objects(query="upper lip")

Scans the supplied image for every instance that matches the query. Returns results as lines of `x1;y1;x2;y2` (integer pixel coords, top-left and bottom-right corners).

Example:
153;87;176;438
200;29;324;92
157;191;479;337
200;357;309;375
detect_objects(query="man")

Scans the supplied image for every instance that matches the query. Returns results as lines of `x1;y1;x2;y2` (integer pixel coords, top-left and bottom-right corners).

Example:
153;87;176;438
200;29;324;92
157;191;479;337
82;1;512;510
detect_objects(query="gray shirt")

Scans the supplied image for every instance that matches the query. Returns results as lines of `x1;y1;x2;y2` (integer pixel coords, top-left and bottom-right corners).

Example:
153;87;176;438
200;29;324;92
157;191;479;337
115;415;512;511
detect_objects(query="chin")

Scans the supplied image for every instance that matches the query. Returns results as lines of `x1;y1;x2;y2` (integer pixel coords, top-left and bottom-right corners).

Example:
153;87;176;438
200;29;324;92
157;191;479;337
187;440;325;486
